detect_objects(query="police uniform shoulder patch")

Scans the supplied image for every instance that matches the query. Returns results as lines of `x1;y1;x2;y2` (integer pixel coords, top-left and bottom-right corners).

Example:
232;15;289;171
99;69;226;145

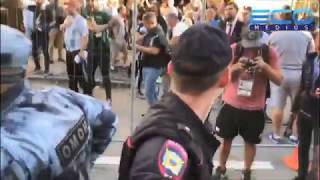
56;116;90;167
158;140;188;179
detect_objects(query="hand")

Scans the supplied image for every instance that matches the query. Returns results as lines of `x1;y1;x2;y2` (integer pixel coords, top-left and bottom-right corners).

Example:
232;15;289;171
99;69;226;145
253;56;267;72
232;57;246;72
60;24;66;31
92;19;98;31
136;33;144;41
315;88;320;98
79;51;85;59
238;56;249;65
88;20;97;32
136;39;143;45
136;34;144;45
136;44;143;51
60;16;73;31
230;62;245;76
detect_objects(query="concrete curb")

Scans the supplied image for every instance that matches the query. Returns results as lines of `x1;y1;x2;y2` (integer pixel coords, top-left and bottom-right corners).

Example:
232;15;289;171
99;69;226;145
27;75;131;88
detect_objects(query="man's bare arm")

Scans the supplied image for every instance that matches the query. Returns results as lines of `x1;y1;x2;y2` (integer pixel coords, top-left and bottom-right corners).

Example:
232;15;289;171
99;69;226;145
79;34;88;58
136;45;160;55
91;17;117;33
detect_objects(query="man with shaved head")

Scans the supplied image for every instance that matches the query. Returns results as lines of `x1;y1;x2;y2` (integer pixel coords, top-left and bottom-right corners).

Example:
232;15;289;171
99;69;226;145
136;12;170;105
64;0;83;11
61;0;90;94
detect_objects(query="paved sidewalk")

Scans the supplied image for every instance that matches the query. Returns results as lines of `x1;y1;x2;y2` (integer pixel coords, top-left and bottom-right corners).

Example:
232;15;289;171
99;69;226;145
30;80;297;180
26;57;132;87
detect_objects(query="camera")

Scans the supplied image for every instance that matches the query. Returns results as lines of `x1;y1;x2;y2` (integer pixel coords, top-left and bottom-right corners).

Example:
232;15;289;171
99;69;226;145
240;58;256;74
240;58;256;68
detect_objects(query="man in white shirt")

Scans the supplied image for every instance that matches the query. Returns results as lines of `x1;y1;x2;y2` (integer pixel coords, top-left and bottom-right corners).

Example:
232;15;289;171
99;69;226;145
164;7;188;95
60;0;89;94
167;7;188;47
268;11;315;144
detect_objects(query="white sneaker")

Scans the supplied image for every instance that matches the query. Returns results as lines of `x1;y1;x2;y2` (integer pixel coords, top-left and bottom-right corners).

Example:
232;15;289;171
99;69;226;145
289;135;299;145
268;133;284;144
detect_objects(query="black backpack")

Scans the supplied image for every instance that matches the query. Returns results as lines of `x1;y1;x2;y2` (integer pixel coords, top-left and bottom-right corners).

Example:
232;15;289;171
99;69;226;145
118;118;219;180
234;43;271;98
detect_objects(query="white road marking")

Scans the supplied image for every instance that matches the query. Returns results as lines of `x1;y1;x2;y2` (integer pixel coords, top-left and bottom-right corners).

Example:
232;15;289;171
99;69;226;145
95;156;274;170
223;160;274;170
95;156;121;165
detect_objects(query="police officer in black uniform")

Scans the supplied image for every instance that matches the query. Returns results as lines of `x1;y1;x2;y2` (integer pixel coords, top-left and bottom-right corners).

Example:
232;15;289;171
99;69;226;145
292;31;320;180
118;24;232;180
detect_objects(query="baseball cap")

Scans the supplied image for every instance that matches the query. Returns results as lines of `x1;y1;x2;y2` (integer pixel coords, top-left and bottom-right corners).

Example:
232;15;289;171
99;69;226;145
240;27;264;48
172;24;232;77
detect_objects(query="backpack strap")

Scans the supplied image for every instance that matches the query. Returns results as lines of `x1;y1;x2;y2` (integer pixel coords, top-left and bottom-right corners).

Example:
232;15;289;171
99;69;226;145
260;44;271;99
233;42;244;64
260;44;270;64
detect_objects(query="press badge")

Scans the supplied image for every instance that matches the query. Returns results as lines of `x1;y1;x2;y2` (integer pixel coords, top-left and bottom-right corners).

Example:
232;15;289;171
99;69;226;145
237;79;254;97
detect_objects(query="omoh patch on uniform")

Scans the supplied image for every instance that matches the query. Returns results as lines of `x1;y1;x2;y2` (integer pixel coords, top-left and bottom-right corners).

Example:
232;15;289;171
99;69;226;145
158;140;188;179
56;116;90;167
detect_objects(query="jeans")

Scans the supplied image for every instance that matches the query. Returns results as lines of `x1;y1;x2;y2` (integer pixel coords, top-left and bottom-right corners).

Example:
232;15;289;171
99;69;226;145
143;67;162;106
32;30;50;72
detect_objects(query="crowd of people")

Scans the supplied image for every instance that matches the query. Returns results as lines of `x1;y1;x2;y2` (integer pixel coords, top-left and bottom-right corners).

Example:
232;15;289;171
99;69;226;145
0;0;319;179
1;0;319;105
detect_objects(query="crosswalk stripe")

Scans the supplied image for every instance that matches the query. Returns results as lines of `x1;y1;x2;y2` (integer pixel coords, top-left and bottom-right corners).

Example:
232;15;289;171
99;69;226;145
95;156;120;165
94;156;274;170
223;160;274;170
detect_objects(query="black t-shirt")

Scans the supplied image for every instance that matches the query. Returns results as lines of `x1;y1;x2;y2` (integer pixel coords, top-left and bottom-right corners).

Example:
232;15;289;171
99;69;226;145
141;27;169;69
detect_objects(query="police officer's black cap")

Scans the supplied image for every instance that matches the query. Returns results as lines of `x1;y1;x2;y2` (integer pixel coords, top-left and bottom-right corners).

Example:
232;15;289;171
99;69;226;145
172;24;232;77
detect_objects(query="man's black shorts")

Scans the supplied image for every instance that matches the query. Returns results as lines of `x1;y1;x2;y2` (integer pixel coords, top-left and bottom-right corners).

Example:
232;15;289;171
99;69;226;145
215;103;265;144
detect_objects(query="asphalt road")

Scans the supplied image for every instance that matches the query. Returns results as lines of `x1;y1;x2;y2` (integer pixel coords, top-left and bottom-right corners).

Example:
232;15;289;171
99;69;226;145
29;79;297;180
